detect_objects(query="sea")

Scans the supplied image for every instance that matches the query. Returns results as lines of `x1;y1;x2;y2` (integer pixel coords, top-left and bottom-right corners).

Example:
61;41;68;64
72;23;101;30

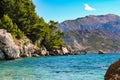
0;53;120;80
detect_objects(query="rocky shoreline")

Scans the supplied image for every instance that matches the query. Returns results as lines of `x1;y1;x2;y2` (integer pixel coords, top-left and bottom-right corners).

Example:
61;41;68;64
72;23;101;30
0;29;108;60
0;29;86;60
1;29;120;79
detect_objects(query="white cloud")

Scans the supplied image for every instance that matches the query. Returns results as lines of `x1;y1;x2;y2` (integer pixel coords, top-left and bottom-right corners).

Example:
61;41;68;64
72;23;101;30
84;4;96;11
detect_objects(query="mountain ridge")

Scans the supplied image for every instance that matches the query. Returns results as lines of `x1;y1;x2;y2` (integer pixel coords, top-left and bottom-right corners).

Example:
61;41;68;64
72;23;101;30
57;14;120;53
58;14;120;32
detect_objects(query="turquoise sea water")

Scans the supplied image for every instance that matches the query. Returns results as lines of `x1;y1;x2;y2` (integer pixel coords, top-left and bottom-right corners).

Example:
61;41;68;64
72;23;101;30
0;53;120;80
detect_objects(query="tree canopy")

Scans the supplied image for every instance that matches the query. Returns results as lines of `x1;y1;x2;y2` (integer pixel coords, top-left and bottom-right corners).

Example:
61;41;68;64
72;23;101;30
0;0;65;50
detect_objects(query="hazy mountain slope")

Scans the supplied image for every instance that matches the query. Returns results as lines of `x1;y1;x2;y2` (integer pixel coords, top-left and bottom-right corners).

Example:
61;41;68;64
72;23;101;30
57;14;120;53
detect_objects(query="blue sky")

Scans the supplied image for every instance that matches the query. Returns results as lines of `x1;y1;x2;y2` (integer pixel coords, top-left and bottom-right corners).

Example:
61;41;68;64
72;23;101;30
32;0;120;22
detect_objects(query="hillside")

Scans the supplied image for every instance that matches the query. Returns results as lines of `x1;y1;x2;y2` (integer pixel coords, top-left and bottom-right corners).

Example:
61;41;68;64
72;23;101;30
0;0;65;51
58;14;120;53
0;0;71;60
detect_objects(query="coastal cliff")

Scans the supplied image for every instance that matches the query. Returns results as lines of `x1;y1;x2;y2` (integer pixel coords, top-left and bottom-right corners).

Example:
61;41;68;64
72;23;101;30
0;29;35;59
0;0;73;60
0;29;20;59
0;29;81;60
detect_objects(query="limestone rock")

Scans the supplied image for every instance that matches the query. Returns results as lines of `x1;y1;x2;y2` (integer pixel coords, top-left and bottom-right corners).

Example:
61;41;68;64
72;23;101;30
3;45;20;59
98;50;104;54
17;38;35;57
40;46;48;56
61;47;69;54
105;59;120;80
66;45;74;53
49;49;63;56
56;49;63;55
32;54;39;57
0;29;14;46
0;29;20;59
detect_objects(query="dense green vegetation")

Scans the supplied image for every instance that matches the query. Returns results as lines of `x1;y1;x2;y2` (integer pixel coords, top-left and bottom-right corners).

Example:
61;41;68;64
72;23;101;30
0;15;24;39
0;0;64;50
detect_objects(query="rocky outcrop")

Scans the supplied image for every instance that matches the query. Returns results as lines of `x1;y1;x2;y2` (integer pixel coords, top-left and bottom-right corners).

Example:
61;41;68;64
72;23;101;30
61;47;69;54
66;45;74;53
0;29;37;59
98;50;104;54
32;54;39;57
0;29;20;59
48;45;83;56
0;29;85;60
40;46;49;56
47;45;73;56
49;49;62;56
16;38;35;57
105;59;120;80
3;45;20;59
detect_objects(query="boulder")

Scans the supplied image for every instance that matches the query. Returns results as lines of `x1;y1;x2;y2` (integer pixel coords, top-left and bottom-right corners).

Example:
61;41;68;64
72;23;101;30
0;29;14;46
0;29;41;59
17;38;35;57
49;49;63;56
3;45;20;59
61;47;69;54
56;49;63;55
66;45;74;53
32;54;39;57
0;29;20;59
98;50;104;54
40;46;48;56
105;59;120;80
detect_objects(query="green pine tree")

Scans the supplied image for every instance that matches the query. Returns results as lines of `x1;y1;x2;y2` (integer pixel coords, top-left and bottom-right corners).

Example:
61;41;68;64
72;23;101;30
0;15;24;39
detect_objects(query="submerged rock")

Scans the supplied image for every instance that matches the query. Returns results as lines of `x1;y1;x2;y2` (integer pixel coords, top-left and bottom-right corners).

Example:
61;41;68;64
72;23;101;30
105;59;120;80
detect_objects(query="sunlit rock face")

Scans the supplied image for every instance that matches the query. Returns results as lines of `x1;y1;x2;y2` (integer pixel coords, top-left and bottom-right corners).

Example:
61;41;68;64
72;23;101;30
105;59;120;80
0;29;20;59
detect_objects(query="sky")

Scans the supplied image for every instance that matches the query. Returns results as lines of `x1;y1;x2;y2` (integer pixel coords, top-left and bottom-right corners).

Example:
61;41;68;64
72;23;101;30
32;0;120;22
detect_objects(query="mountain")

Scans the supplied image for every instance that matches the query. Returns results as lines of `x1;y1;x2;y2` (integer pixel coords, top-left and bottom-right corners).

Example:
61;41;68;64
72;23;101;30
57;14;120;53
